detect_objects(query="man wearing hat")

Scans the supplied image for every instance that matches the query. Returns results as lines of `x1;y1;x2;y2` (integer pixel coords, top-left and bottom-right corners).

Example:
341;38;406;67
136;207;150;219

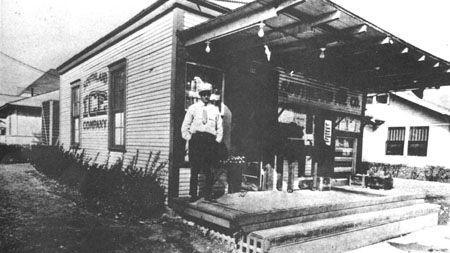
181;78;223;202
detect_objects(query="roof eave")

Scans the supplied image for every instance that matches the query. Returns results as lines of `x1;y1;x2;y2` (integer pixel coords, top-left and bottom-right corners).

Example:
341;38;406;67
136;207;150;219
57;0;171;74
391;93;450;119
57;0;230;75
180;0;449;66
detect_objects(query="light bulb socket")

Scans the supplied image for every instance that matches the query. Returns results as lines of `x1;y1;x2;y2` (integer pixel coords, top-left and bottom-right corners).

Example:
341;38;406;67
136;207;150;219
258;22;265;38
319;48;326;59
205;41;211;53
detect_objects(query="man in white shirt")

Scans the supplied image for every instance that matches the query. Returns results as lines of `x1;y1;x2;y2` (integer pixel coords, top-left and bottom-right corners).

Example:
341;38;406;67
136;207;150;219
181;80;223;202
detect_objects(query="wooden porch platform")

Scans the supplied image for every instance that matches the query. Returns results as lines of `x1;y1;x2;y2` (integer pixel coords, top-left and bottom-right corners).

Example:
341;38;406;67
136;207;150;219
172;187;427;233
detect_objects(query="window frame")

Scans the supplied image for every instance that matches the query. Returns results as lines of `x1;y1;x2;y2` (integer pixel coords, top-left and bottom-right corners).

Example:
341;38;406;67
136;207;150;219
376;94;389;104
108;59;127;151
70;81;81;147
385;127;405;155
407;126;429;156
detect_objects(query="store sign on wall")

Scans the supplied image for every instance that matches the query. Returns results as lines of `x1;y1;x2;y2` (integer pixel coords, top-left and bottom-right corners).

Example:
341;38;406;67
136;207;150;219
78;71;109;131
83;72;108;88
83;91;108;117
83;119;107;130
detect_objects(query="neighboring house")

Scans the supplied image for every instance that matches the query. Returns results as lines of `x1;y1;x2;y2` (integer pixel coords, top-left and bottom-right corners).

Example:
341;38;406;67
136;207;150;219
0;119;6;143
0;68;60;145
363;92;450;167
0;90;59;145
0;94;21;107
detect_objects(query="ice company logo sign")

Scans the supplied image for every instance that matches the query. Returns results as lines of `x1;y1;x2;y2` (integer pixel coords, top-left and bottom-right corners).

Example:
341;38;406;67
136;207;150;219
81;71;109;130
83;119;107;130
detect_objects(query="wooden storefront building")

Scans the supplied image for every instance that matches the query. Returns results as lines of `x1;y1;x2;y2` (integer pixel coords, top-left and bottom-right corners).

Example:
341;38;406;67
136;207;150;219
57;0;450;203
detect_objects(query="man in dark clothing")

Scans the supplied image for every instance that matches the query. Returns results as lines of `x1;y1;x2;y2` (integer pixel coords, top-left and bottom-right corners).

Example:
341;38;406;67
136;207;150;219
276;122;305;192
181;79;223;202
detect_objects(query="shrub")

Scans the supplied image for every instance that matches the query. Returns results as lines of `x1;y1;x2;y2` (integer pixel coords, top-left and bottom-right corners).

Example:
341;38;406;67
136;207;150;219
360;162;450;183
0;144;30;164
29;145;167;219
425;166;449;182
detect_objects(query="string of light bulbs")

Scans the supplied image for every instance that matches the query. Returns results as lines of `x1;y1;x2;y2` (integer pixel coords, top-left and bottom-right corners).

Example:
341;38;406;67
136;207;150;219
203;20;328;62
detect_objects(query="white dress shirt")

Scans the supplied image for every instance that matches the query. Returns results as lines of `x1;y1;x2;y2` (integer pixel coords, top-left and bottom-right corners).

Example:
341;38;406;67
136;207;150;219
181;101;223;143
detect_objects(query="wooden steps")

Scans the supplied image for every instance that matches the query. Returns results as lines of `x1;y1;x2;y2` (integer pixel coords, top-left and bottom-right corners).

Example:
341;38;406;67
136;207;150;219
239;198;424;232
249;203;439;253
173;190;439;253
173;192;426;232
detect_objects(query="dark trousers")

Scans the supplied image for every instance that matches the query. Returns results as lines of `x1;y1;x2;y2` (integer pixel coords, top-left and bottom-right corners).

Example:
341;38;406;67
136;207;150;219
189;132;217;199
276;140;305;190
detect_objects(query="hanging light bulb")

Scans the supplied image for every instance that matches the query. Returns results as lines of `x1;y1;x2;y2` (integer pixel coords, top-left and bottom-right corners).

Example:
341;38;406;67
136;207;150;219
319;47;326;59
257;22;265;38
205;41;211;53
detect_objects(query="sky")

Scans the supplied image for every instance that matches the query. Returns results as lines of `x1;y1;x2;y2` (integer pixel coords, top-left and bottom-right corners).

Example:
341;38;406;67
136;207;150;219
1;0;449;97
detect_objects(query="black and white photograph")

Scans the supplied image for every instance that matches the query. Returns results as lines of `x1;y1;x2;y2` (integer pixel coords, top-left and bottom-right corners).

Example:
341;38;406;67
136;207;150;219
1;0;449;252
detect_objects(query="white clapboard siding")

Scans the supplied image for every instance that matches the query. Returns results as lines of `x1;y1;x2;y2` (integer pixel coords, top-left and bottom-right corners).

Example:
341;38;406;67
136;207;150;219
60;11;175;191
183;12;208;29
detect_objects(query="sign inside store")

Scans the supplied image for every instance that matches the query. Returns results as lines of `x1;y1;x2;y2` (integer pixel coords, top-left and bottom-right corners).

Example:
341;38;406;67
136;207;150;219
278;72;363;115
324;120;332;146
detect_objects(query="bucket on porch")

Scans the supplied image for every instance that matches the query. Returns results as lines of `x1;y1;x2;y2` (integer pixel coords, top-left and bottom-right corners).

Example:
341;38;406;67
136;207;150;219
226;163;243;193
212;168;228;198
218;156;246;193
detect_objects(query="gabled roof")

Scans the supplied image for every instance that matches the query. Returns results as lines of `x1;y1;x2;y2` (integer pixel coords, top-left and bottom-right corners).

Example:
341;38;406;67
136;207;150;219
0;94;21;107
57;0;231;74
10;90;59;107
0;90;59;118
19;69;59;96
392;91;450;118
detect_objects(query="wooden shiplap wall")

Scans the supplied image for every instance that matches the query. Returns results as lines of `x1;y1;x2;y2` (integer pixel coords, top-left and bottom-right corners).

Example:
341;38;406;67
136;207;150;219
183;12;208;29
60;11;175;189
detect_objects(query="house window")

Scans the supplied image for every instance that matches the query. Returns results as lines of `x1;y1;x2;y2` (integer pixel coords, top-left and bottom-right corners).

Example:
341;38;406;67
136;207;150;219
408;126;429;156
376;94;388;104
386;127;405;155
109;60;126;150
366;96;373;104
71;83;81;146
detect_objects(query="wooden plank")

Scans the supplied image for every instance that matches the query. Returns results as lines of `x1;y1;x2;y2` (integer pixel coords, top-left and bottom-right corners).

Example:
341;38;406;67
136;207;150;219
183;2;280;46
273;11;341;37
184;11;208;29
183;209;232;228
235;194;424;226
240;199;425;233
269;213;438;253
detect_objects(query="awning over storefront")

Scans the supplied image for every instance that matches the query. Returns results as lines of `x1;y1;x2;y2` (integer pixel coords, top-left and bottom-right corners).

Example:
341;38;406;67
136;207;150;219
179;0;450;93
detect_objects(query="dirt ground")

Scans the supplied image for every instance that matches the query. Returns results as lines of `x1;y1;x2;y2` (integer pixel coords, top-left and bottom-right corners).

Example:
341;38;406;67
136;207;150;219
0;164;232;253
